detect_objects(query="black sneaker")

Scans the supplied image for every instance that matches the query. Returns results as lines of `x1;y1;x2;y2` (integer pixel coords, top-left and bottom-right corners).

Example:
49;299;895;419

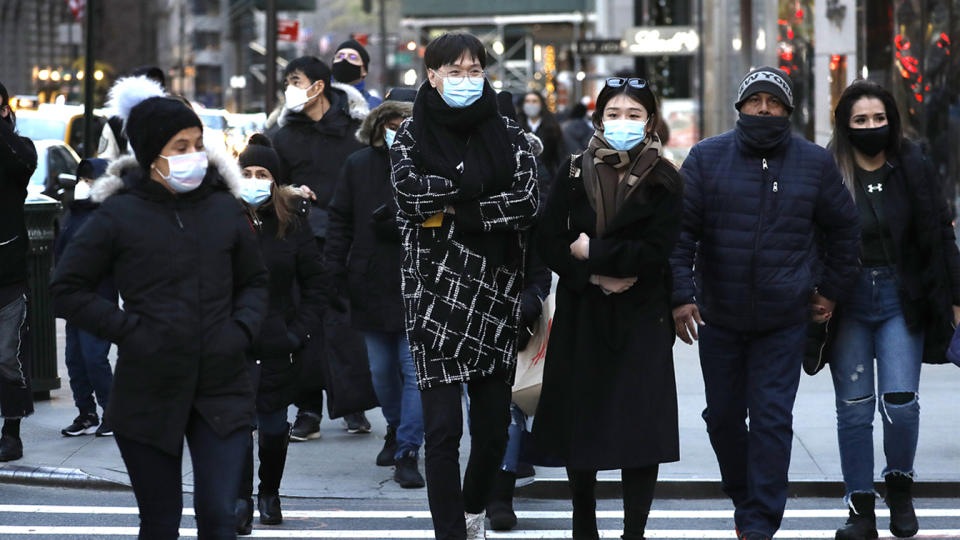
290;411;321;442
62;413;99;437
394;451;425;488
95;420;113;437
376;425;397;466
343;411;371;434
0;434;23;462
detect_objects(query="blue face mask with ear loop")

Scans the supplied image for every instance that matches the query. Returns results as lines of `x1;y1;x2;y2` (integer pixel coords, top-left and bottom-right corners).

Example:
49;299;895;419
384;127;397;148
239;177;273;207
434;70;485;108
601;119;647;152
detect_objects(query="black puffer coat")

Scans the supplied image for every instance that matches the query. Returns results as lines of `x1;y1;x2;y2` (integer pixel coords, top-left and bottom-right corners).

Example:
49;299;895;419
247;190;327;412
271;83;368;238
51;149;269;456
0;119;36;293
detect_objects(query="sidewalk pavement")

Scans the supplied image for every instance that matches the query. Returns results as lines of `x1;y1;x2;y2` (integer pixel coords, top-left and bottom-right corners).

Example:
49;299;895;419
2;320;958;500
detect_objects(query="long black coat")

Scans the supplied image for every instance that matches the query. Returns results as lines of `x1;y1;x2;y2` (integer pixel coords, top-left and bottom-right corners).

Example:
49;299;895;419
817;141;960;366
532;155;682;470
247;193;326;413
326;145;405;332
51;151;269;456
0;119;36;291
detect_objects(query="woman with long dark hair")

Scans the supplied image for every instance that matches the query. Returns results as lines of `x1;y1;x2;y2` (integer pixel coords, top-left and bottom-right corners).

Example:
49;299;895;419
234;134;326;534
517;91;566;193
532;77;683;540
825;80;960;540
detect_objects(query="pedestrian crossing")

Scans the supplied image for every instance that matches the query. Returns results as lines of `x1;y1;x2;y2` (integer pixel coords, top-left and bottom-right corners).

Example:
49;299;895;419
0;505;958;538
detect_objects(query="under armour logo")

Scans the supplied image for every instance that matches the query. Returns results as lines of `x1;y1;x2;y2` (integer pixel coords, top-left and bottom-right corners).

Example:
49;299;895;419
867;183;883;193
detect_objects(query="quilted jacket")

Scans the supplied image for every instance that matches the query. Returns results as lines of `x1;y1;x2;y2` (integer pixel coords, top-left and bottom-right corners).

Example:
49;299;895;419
670;128;860;333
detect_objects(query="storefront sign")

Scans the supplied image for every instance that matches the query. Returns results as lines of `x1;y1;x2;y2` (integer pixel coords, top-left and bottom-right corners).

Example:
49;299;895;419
624;26;700;56
574;39;625;55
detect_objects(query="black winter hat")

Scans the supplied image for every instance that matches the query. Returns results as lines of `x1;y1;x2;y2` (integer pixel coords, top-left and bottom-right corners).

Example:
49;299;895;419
384;87;417;103
127;96;203;169
735;66;795;113
238;133;282;182
336;39;370;70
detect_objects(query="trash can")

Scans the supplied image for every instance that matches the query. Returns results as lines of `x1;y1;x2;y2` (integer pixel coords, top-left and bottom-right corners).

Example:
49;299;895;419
24;196;62;400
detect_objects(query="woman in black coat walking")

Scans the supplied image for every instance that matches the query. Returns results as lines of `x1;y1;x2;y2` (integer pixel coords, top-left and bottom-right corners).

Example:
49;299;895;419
517;91;566;196
824;80;960;540
50;76;269;538
532;77;683;540
233;135;326;534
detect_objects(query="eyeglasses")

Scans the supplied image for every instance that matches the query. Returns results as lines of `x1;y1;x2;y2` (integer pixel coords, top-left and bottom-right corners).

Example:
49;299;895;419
432;68;485;85
335;52;361;62
605;77;648;89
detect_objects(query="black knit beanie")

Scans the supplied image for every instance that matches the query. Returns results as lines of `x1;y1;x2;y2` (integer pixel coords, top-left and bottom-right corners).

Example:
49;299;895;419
735;66;795;113
126;96;203;169
336;39;370;70
238;133;282;182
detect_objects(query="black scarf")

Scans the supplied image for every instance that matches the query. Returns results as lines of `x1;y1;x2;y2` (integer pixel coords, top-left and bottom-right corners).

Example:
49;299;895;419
411;80;515;200
735;113;792;155
411;80;520;269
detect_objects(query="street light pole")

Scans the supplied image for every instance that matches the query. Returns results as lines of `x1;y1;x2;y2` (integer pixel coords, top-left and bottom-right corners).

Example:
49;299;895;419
379;0;387;92
265;0;277;114
82;0;96;158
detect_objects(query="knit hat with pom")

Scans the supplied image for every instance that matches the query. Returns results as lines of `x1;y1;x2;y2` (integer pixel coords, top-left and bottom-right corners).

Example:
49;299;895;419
238;133;283;183
107;76;203;169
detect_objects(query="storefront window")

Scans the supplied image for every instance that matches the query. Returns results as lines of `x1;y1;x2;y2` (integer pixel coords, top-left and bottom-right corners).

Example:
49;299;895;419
777;0;815;139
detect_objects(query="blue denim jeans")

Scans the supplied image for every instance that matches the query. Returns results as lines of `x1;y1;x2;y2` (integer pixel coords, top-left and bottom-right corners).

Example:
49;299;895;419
501;403;528;474
698;322;806;538
64;322;113;416
363;331;423;458
830;266;923;497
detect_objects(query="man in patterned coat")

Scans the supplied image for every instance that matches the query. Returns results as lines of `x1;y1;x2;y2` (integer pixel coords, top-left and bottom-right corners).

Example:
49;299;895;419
389;33;539;540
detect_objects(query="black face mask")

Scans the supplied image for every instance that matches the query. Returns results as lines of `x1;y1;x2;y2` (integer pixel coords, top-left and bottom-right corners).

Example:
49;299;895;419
848;125;889;157
332;61;363;83
735;113;792;154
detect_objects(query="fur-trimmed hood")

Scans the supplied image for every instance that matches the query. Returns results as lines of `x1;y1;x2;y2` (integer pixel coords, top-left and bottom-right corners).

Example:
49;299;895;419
356;99;414;147
91;144;243;203
277;81;369;128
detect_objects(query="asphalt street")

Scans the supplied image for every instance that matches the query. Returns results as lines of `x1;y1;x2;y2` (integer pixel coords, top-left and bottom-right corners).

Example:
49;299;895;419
1;484;959;538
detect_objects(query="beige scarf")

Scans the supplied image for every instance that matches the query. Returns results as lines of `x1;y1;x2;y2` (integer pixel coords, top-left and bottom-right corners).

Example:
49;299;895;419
581;132;662;237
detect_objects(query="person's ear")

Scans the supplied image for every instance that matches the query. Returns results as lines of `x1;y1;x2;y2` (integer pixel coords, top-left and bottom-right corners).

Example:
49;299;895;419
427;69;440;90
312;80;325;97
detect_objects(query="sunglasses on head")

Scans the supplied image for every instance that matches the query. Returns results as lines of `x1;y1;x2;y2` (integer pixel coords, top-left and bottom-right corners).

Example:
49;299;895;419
605;77;648;89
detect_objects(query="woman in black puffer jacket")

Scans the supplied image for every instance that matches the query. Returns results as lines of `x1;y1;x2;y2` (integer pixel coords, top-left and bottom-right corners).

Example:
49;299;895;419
233;134;326;534
51;76;269;538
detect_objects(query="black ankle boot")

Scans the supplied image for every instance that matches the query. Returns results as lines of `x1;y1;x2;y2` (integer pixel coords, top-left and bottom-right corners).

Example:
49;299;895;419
236;437;254;535
257;426;290;525
835;493;878;540
486;469;518;531
885;473;919;538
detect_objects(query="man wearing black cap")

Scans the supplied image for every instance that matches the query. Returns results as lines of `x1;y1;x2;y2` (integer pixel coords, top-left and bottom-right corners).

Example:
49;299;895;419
332;39;382;109
670;67;861;540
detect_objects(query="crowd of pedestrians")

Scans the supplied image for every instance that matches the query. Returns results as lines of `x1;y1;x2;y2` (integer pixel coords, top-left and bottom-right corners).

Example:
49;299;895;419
1;29;957;540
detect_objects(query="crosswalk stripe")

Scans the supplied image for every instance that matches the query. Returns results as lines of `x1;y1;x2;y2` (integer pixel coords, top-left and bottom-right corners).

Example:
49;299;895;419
1;526;959;538
1;505;959;519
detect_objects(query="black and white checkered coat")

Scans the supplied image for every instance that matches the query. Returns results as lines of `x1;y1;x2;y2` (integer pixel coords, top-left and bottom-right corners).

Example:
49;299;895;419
390;116;539;390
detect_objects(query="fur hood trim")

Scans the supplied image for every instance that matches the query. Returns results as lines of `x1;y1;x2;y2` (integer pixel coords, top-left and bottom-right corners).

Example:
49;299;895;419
356;100;414;146
277;81;370;128
91;145;243;202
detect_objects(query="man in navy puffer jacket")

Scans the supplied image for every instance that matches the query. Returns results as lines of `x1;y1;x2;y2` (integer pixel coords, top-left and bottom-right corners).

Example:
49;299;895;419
670;67;860;540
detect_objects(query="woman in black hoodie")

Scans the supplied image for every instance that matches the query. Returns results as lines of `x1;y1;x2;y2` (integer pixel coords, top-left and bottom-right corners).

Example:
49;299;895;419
233;134;326;534
51;76;269;538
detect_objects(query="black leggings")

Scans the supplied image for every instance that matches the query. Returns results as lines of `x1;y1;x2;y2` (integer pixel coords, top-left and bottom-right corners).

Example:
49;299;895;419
567;464;659;540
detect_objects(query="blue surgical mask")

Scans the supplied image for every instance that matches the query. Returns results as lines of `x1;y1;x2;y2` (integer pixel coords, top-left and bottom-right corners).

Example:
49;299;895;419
601;119;647;151
384;128;397;149
435;72;484;108
155;151;208;193
240;177;273;207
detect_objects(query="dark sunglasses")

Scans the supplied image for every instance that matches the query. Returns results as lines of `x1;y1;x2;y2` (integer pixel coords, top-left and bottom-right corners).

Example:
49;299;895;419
605;77;648;89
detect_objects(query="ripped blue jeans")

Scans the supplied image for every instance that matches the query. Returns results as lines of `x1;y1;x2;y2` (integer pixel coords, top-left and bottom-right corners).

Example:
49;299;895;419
830;266;922;497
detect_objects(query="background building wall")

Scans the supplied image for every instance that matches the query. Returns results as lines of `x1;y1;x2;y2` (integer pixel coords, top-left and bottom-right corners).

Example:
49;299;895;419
813;0;856;146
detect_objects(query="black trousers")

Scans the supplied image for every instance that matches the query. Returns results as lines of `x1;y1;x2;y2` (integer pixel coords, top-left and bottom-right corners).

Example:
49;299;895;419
567;465;659;540
115;411;248;539
420;377;511;540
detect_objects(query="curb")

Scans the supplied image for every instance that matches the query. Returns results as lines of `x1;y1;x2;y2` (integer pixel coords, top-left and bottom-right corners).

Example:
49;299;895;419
516;478;960;500
0;463;129;491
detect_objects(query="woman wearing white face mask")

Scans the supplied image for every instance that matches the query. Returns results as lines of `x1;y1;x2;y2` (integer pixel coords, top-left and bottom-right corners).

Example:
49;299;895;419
532;77;683;540
517;91;567;194
51;76;270;538
233;134;326;534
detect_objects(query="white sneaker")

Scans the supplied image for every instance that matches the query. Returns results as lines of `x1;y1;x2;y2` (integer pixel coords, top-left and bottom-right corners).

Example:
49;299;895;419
465;511;486;539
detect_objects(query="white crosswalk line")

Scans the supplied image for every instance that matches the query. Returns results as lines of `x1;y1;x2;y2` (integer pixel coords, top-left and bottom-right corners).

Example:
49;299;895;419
1;526;960;538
